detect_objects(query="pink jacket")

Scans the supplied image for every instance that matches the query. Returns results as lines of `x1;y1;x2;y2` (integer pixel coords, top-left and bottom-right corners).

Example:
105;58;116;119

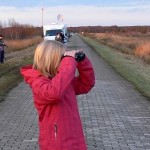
20;56;95;150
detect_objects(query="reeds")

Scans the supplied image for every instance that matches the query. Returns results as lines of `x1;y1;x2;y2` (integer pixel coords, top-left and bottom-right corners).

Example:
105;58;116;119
85;33;150;64
4;36;42;53
135;41;150;64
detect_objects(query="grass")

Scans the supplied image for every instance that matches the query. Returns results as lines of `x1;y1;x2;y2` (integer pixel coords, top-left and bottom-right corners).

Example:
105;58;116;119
82;36;150;99
84;33;150;64
0;37;42;102
4;36;42;53
0;36;43;102
135;41;150;63
0;56;33;102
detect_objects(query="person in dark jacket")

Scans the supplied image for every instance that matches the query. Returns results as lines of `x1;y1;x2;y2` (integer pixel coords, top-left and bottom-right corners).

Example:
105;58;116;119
20;40;95;150
0;35;7;63
55;32;62;43
55;32;65;44
60;32;65;43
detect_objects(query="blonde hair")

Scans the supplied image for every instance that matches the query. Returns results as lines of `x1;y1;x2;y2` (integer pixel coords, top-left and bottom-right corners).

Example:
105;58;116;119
33;40;66;77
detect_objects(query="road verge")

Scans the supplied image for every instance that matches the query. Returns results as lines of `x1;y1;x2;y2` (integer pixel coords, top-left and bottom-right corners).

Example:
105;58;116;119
82;36;150;99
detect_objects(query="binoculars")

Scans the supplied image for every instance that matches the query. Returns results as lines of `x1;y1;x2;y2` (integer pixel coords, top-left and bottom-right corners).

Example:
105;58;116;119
75;51;85;62
62;51;85;62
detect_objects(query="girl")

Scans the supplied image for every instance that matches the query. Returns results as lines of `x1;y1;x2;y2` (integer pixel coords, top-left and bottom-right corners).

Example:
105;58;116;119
20;40;95;150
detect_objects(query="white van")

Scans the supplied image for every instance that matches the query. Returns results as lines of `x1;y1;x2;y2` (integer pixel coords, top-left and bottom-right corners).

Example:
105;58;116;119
43;23;67;42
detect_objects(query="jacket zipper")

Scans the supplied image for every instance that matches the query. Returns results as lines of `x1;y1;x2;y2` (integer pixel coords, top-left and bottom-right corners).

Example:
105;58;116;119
54;123;58;142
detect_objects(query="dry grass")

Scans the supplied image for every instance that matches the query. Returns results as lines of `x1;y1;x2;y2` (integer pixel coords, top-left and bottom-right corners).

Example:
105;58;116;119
0;45;36;102
4;36;42;53
135;41;150;63
84;33;150;64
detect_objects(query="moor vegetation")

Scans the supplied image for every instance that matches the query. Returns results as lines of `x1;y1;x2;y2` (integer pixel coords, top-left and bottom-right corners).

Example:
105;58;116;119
83;33;150;64
68;25;150;34
0;19;42;53
68;25;150;64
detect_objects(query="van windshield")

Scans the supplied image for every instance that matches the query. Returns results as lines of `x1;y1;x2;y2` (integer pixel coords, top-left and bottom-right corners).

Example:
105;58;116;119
46;29;62;36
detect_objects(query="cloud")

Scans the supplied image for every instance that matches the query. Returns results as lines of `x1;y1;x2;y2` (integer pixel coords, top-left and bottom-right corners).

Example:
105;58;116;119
0;4;150;27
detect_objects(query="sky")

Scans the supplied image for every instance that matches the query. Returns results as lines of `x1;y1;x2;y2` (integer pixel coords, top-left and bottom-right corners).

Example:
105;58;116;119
0;0;150;27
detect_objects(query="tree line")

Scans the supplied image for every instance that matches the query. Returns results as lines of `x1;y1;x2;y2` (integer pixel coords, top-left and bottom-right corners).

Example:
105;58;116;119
68;25;150;34
0;19;42;40
1;18;150;40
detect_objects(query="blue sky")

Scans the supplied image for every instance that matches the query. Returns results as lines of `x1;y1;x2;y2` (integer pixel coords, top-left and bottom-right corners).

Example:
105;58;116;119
0;0;150;27
0;0;125;7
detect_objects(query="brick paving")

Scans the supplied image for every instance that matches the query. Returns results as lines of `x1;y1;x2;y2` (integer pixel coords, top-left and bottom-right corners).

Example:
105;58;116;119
0;35;150;150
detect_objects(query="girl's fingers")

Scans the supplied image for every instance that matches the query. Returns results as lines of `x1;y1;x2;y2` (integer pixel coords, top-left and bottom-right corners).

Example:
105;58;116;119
64;50;76;57
64;49;84;58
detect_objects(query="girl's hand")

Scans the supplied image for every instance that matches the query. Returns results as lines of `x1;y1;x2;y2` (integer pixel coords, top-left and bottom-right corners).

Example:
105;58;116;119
64;49;83;58
64;50;77;58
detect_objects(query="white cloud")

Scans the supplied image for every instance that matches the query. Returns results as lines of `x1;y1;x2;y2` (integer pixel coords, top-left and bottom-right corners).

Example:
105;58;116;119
0;5;150;27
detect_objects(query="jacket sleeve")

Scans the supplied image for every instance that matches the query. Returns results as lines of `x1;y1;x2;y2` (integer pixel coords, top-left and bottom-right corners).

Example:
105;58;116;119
73;56;95;95
32;57;77;105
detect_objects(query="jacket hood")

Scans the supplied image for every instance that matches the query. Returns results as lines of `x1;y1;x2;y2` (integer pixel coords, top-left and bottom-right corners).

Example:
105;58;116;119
20;65;42;85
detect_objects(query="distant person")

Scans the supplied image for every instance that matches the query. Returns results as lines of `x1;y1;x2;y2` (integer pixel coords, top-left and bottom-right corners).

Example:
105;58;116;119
55;32;65;44
0;35;7;63
60;32;65;43
55;32;62;42
20;40;95;150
